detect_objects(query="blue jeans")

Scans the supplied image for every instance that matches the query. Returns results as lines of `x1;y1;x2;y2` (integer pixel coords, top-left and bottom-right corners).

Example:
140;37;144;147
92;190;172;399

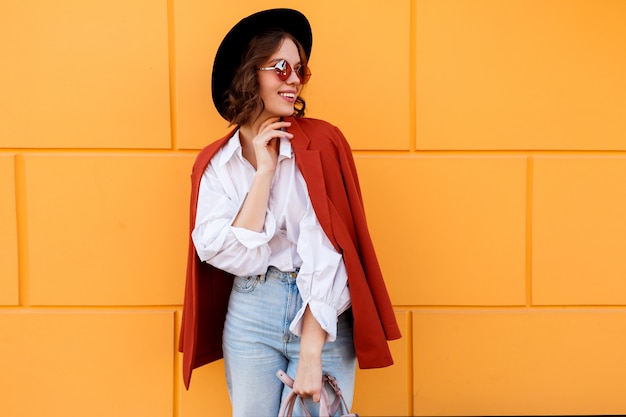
223;266;357;417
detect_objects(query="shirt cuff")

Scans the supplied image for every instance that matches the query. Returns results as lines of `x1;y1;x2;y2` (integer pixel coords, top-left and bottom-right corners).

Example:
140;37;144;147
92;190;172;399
230;211;276;249
289;299;339;342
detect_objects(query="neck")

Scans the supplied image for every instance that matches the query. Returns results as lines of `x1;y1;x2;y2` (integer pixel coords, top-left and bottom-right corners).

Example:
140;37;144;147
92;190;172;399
237;118;271;170
238;111;266;144
238;123;258;145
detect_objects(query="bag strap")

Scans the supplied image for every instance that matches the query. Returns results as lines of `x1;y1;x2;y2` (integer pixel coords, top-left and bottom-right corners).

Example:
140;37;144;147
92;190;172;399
324;374;355;417
277;370;330;417
276;370;357;417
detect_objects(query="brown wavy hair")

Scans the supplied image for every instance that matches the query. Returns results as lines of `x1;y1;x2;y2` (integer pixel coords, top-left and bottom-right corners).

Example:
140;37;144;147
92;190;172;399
222;29;308;126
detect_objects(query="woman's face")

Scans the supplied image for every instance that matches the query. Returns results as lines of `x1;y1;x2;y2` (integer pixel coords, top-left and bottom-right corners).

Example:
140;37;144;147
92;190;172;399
256;38;303;121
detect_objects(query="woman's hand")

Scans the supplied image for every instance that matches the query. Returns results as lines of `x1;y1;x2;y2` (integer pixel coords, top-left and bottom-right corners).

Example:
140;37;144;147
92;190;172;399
251;117;292;174
293;354;323;402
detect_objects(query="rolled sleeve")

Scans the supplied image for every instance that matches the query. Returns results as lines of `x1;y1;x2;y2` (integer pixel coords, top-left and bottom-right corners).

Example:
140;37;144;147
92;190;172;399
230;211;276;249
290;297;340;341
192;166;274;277
290;197;352;341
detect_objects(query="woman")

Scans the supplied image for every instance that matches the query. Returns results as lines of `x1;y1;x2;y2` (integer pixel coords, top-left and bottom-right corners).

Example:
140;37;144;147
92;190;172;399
179;8;401;416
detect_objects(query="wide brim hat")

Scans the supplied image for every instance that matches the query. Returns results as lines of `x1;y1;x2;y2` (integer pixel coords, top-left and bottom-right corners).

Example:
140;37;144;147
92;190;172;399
211;8;313;120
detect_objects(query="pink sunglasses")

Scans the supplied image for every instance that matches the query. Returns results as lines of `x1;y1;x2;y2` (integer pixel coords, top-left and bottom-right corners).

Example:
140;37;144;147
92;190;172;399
258;59;312;84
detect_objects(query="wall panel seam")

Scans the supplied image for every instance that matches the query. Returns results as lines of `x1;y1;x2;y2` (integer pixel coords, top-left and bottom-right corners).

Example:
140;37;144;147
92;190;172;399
0;306;182;311
406;310;414;415
393;305;626;311
409;0;417;153
526;156;533;307
14;154;29;307
167;0;178;151
173;309;181;417
352;150;626;157
0;149;199;155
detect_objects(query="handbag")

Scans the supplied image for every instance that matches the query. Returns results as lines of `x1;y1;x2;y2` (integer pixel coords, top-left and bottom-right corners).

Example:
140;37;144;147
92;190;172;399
276;370;358;417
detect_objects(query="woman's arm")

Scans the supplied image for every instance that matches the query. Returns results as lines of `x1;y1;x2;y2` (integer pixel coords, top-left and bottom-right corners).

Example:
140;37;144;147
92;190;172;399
292;306;326;402
231;169;273;232
232;118;292;231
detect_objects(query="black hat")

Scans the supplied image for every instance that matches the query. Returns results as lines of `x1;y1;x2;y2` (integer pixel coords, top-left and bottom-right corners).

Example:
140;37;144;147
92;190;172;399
211;8;313;120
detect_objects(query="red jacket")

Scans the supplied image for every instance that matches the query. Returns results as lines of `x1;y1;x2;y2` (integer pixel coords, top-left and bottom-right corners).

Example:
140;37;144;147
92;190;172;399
179;116;401;388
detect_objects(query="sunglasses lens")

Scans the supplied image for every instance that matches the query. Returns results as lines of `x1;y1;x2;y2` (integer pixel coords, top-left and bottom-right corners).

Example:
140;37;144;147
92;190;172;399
296;66;311;84
275;60;290;81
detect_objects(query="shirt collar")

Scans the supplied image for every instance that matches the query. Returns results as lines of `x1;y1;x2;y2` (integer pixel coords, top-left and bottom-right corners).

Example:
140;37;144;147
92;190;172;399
216;130;243;167
278;137;293;160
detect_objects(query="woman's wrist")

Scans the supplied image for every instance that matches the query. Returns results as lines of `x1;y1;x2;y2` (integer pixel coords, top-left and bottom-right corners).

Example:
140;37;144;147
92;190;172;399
299;345;323;362
253;168;275;179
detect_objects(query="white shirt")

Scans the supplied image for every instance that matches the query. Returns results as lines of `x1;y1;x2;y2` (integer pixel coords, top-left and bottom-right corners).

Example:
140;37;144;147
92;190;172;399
191;130;351;341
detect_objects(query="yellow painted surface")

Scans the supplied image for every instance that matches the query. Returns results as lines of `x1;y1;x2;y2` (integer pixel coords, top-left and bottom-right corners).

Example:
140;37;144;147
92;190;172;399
352;311;410;416
0;155;19;305
24;154;193;305
413;310;626;415
416;0;626;150
1;0;625;415
357;156;527;306
178;356;232;416
0;0;171;149
533;156;626;305
0;310;175;417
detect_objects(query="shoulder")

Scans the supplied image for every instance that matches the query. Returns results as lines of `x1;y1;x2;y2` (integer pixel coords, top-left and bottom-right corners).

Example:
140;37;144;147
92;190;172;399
294;117;339;135
293;117;350;149
192;129;236;177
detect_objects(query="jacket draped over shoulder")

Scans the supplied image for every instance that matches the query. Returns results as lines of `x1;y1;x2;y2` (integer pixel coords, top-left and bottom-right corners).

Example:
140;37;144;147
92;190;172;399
179;116;401;389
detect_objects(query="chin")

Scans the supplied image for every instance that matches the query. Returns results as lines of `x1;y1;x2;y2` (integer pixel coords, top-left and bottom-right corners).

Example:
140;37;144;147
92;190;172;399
263;103;295;119
273;109;294;118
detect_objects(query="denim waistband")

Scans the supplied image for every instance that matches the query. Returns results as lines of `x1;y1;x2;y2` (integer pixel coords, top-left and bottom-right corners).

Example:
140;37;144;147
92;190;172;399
258;265;300;282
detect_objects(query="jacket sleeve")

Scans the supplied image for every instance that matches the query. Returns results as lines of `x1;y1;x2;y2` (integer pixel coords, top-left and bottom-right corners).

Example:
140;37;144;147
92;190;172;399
179;133;236;389
332;126;402;342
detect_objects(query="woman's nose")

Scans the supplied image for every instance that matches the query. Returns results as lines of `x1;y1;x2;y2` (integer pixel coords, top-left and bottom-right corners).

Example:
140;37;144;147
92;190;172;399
286;66;300;84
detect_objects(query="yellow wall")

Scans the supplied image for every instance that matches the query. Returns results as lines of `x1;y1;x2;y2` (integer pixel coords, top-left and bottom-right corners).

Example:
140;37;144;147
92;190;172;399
2;0;626;416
